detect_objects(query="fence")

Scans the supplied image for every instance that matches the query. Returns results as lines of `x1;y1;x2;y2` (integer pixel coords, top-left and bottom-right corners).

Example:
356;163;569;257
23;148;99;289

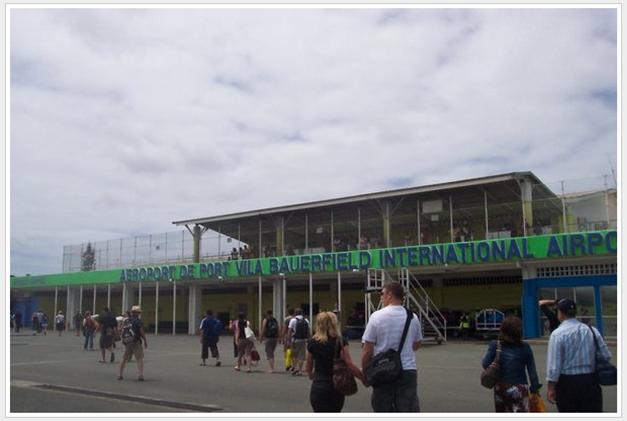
62;175;617;273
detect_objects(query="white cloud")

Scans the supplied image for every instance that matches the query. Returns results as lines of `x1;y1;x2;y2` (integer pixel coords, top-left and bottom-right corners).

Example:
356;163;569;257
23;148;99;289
9;7;617;275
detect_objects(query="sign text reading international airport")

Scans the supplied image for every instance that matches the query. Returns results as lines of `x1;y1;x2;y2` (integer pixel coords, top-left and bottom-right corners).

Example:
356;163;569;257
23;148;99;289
118;231;616;282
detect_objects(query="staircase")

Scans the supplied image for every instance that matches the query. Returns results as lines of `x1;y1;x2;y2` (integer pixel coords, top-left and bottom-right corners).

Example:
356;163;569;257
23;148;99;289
398;268;446;344
365;268;446;344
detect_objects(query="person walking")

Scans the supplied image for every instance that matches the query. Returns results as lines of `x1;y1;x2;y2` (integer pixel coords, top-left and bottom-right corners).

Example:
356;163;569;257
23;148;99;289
40;312;48;335
83;311;97;350
73;311;83;336
546;298;611;412
14;311;22;333
459;313;470;340
288;308;310;376
481;316;542;412
259;310;279;373
99;307;118;363
54;311;65;337
118;305;148;381
199;310;222;367
234;313;254;373
361;282;423;412
305;311;365;412
282;308;295;371
31;312;40;335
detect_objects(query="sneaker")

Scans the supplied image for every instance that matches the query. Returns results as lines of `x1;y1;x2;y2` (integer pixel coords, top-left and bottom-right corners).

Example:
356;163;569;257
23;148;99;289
138;376;144;382
117;376;123;380
216;361;221;367
110;353;115;363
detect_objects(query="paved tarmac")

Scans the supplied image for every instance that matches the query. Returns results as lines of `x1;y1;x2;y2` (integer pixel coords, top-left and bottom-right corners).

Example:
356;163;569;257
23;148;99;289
9;330;618;413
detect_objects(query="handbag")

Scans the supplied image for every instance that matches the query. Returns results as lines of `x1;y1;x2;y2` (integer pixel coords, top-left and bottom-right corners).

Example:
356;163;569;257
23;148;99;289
529;392;546;413
245;323;255;340
588;324;616;386
480;340;501;389
364;308;413;387
332;337;358;396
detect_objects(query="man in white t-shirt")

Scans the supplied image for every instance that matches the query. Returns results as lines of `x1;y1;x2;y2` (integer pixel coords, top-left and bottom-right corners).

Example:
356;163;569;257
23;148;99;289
287;308;310;376
361;282;422;412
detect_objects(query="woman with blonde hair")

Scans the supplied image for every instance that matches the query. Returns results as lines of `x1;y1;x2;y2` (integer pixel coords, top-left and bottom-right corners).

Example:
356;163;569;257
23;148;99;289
305;311;365;412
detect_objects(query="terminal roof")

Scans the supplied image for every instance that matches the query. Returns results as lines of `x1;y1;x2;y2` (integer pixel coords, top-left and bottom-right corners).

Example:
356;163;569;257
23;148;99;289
172;171;556;226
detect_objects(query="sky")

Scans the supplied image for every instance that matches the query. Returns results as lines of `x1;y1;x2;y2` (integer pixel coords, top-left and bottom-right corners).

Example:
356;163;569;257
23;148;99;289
9;7;618;276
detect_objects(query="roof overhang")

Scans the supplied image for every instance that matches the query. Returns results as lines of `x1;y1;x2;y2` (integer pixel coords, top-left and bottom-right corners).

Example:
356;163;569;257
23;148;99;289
173;172;555;226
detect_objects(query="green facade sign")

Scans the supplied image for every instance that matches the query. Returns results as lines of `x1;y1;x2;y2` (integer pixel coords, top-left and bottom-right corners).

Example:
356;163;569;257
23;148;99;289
11;230;617;289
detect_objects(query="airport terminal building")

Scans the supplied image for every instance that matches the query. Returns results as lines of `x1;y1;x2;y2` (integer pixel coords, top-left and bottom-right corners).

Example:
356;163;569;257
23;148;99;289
10;172;617;339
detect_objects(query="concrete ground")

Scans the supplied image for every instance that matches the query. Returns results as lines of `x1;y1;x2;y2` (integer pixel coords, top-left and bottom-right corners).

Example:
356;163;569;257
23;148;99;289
10;330;618;413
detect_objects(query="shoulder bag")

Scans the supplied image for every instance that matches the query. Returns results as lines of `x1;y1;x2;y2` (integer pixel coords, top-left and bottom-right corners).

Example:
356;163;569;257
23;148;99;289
588;324;616;386
480;340;501;389
364;308;413;387
332;337;358;396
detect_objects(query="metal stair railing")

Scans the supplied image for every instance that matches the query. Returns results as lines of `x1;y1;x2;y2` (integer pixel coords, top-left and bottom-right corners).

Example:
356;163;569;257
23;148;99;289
399;268;447;343
365;268;386;323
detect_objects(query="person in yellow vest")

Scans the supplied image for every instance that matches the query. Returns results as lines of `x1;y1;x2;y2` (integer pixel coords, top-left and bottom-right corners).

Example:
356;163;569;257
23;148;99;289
459;313;470;340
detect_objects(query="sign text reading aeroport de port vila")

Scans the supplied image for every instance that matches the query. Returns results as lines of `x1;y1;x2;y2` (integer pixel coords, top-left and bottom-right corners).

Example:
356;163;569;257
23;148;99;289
118;231;617;282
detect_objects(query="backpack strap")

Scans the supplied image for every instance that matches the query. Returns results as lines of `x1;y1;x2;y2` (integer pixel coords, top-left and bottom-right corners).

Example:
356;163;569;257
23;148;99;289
587;323;600;355
397;308;413;352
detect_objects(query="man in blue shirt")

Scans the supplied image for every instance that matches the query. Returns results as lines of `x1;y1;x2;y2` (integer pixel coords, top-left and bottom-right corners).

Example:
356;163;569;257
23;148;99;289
546;298;611;412
199;310;222;367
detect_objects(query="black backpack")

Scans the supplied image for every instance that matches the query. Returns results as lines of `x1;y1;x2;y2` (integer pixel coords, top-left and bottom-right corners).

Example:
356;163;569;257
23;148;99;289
266;318;278;338
293;317;309;340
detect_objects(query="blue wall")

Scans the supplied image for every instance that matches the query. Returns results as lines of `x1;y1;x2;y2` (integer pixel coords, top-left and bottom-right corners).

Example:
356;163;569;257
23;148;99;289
522;275;616;338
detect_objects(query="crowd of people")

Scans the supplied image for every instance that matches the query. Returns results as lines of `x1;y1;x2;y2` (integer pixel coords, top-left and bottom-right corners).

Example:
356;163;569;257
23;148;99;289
11;284;613;413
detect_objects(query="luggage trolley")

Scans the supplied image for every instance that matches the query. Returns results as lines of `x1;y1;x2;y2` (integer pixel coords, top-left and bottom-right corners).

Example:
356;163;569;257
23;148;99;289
475;309;504;340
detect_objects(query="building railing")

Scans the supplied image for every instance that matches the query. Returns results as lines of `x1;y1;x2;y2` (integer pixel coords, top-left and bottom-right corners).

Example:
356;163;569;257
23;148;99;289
62;176;617;273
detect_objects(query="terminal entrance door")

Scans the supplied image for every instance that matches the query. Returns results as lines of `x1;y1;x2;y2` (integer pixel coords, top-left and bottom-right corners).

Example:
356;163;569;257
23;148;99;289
538;287;595;337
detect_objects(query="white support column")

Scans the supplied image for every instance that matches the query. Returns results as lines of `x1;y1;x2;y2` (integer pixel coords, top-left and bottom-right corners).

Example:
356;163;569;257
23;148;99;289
258;276;262;333
66;285;70;321
272;278;283;323
417;200;421;245
155;281;160;335
331;211;334;252
282;275;287;323
281;217;285;256
66;287;80;329
54;287;58;322
187;284;202;335
305;214;309;251
122;283;126;312
259;220;262;258
79;285;83;314
561;181;567;233
172;280;177;336
92;285;96;314
357;208;361;249
139;280;142;309
337;271;342;325
604;175;611;226
309;272;313;324
519;178;533;236
122;284;135;313
107;284;111;308
484;190;489;239
449;195;454;243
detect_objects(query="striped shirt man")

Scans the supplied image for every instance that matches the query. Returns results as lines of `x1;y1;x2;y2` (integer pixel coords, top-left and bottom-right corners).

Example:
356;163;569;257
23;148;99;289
546;318;611;382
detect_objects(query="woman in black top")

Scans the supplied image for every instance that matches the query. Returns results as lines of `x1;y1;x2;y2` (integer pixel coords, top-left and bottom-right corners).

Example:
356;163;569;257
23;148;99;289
305;311;365;412
234;313;253;372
